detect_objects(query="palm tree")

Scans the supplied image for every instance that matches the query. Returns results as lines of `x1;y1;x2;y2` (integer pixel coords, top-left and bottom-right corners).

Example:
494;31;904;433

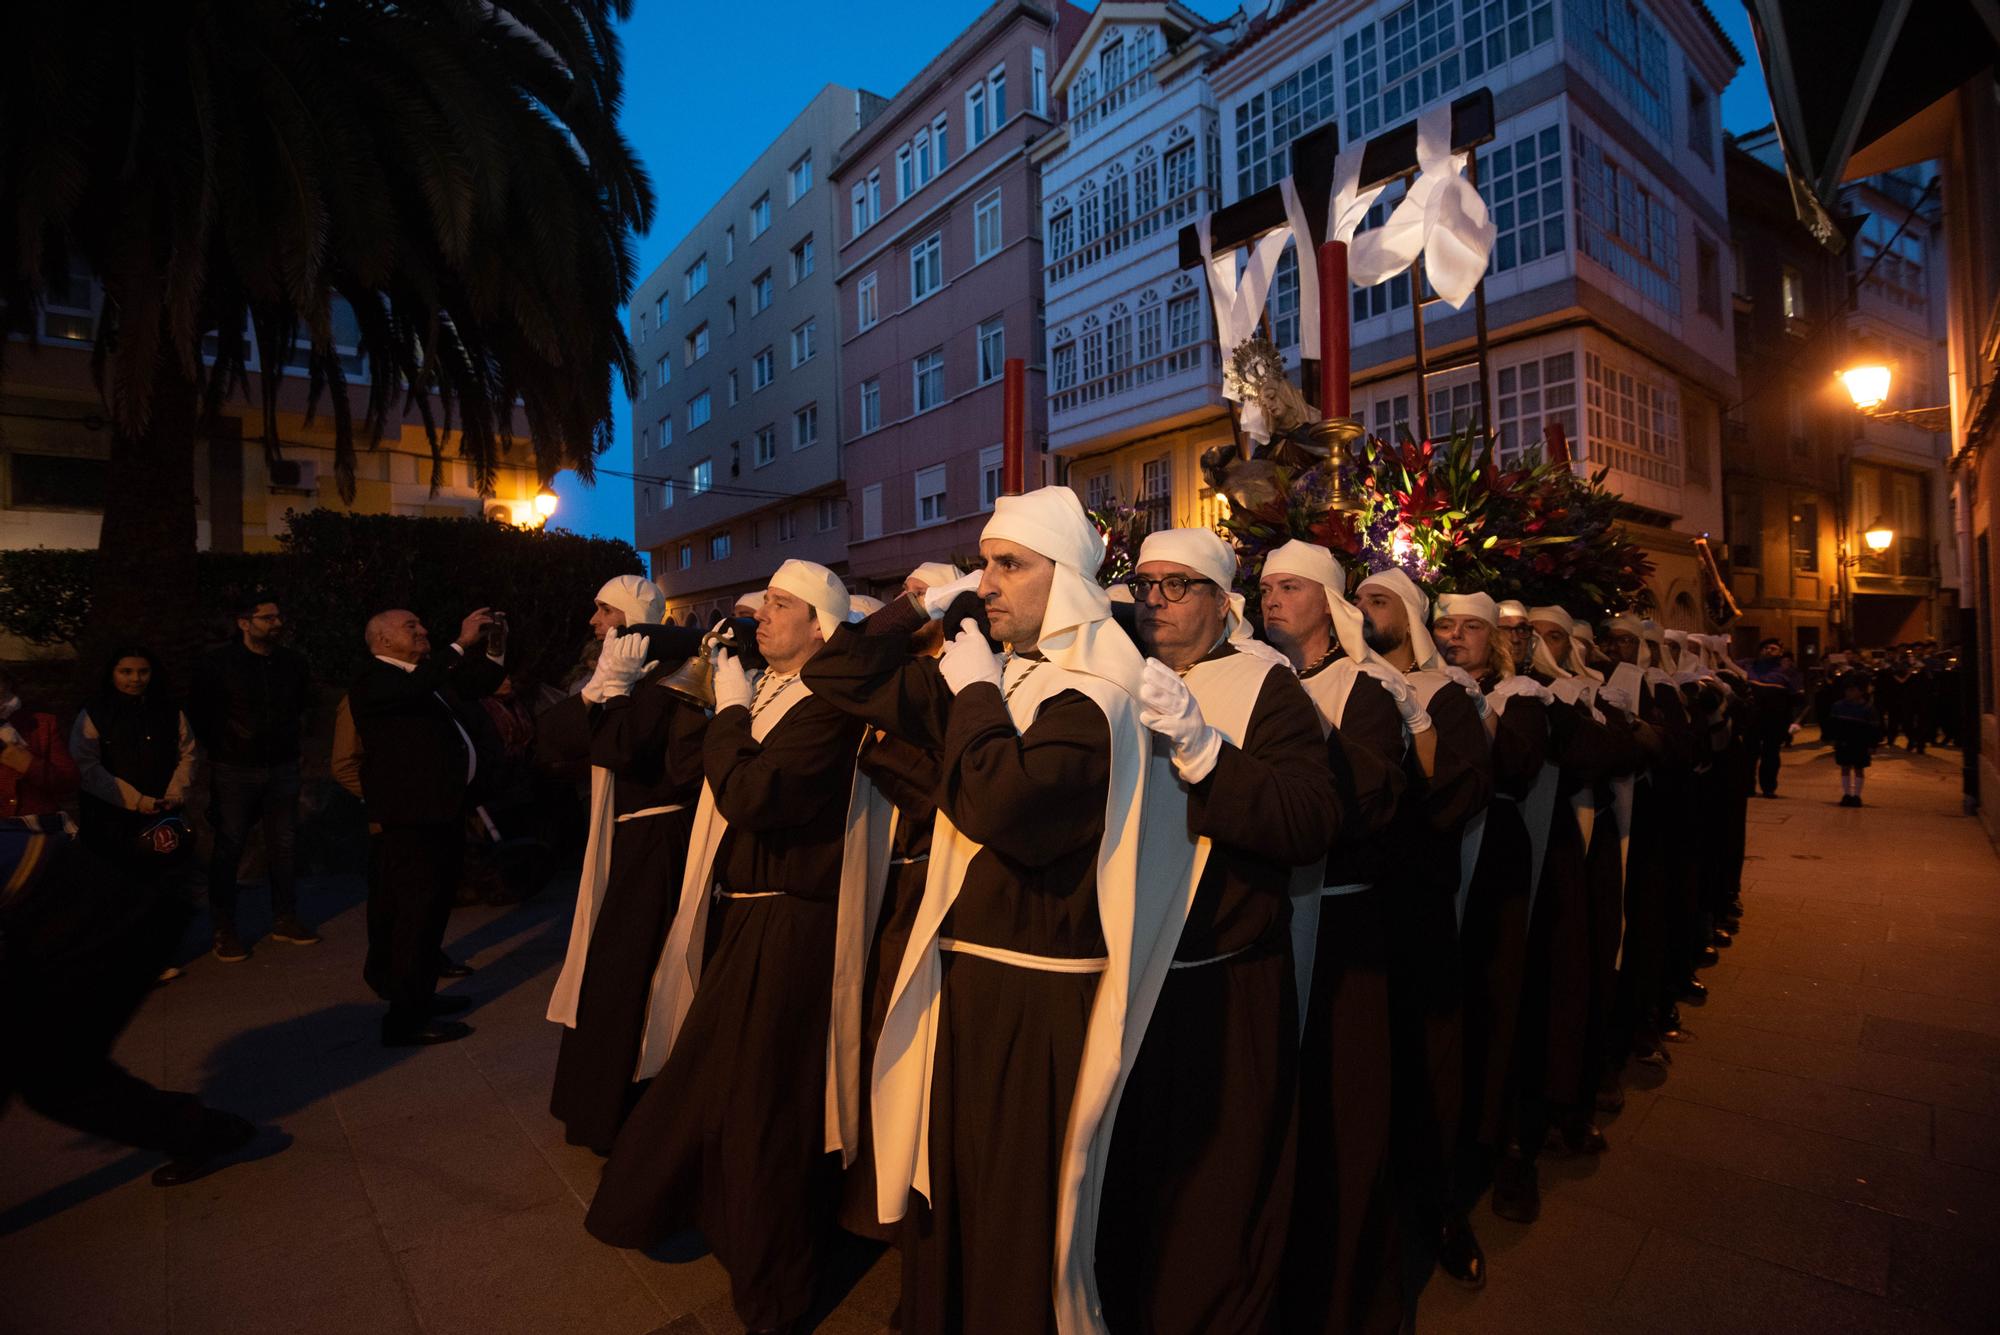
1;1;653;683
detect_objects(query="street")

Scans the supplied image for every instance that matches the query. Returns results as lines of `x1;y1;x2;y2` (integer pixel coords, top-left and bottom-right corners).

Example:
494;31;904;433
2;736;1994;1335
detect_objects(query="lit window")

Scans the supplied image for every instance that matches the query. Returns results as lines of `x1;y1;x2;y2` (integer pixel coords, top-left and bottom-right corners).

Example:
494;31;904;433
691;458;712;494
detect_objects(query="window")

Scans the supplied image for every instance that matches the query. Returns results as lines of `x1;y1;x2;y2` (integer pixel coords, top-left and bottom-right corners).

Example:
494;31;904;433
791;319;817;367
1078;190;1102;249
1137;303;1163;364
7;452;106;509
1696;236;1722;321
709;530;732;561
685;324;709;364
857;272;880;330
790;235;815;285
751;270;774;313
778;507;799;541
1483;124;1566;274
1164;142;1195;202
916;464;949;526
1167;292;1201;348
866;170;881;226
676;543;692;571
1134;156;1161;218
980;444;1004;510
1104;169;1130;237
688;391;712;430
1139;456;1172;531
977;316;1006;384
661;477;675;508
1789;499;1819;572
727;370;740;406
788;152;812;203
658;415;673;449
974;188;1003;261
724;226;735;264
637;308;649;340
1083;323;1105;382
859;377;881;432
914;348;945;412
1031;47;1047;116
1572;129;1680;313
1053;341;1077;392
1049;210;1074;258
852;183;870;237
1569;0;1670;139
1238;51;1338;196
750;194;770;238
1583;349;1681;485
793;403;818;449
1495;351;1579;466
990;64;1006;127
1686;78;1714;164
655;293;668;327
817;497;838;532
1780;265;1805;327
910;232;943;302
685;255;708;298
1855;207;1928;312
968;82;989;150
655;356;670;388
638;426;650;459
933;112;950;173
691;458;713;494
897;144;914;201
752;347;775;390
1107;305;1135;372
754;426;776;467
1085;470;1114;511
862;484;883;540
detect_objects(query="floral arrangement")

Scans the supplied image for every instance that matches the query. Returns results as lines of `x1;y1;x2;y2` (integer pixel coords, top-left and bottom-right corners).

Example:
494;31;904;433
1087;499;1152;584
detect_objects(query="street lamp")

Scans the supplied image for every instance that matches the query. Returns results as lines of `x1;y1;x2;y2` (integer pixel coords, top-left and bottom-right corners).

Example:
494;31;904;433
1838;356;1892;412
1837;342;1951;432
534;488;559;523
1862;515;1894;553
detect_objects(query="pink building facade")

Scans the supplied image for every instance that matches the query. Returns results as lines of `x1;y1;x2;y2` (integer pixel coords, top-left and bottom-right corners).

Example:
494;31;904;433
830;0;1088;592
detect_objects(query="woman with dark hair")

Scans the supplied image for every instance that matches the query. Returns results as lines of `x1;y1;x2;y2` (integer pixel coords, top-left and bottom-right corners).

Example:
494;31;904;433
0;666;80;819
69;648;197;861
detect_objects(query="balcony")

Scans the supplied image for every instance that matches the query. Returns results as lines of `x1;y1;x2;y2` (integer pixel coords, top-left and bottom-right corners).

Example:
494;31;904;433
1069;66;1157;138
1045;187;1210;288
1052;342;1207;418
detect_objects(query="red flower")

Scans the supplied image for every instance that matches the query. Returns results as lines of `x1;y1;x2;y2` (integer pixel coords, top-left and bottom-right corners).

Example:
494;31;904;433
1533;552;1556;574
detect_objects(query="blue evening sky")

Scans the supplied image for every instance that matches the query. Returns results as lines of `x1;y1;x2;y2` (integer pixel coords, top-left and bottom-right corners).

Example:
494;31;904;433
547;1;1775;549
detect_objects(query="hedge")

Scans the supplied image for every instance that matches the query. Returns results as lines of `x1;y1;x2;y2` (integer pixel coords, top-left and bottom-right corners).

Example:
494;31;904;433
0;511;644;690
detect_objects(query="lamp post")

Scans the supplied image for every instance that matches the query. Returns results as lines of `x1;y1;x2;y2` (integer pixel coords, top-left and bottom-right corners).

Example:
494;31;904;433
534;488;559;526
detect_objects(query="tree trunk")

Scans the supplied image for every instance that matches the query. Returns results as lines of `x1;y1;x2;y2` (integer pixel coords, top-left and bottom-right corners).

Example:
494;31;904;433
86;356;202;698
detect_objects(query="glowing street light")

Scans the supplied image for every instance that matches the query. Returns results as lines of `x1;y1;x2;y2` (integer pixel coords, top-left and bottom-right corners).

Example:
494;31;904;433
1838;341;1892;412
534;488;560;522
1862;516;1894;553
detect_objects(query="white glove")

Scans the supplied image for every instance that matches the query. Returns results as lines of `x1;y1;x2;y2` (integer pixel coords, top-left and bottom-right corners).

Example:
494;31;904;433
1140;657;1224;783
1491;674;1554;705
1356;658;1433;734
1441;664;1490;718
938;619;1003;694
1597;684;1636;717
583;633;656;703
1231;634;1295;670
921;570;984;618
711;649;753;714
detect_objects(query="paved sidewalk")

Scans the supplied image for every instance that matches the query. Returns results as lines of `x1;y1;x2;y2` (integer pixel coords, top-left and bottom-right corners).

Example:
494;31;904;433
2;738;1994;1334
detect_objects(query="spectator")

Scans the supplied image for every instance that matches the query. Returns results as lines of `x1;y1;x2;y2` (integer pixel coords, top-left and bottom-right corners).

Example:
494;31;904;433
1738;637;1803;797
1827;675;1883;807
71;648;196;858
0;666;80;819
188;592;319;963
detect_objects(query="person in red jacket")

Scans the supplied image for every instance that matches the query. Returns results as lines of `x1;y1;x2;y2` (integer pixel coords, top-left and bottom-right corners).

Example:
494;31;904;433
0;667;80;820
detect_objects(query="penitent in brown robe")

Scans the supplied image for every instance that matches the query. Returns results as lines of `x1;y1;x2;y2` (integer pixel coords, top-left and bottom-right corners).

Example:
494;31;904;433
1096;645;1335;1335
584;686;862;1333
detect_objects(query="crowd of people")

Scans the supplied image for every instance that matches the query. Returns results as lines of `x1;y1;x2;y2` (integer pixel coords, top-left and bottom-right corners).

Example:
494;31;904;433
517;485;1777;1335
0;484;1962;1331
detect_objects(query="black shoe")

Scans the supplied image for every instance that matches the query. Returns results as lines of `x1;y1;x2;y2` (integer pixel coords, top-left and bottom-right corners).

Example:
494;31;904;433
1696;945;1721;969
1438;1215;1486;1287
1681;978;1709;1005
1635;1045;1672;1068
151;1112;256;1187
1491;1151;1541;1224
428;995;473;1016
212;929;249;963
1712;928;1733;948
1563;1123;1610;1155
269;916;322;945
1662;1023;1696;1044
381;1018;473;1048
435;957;475;979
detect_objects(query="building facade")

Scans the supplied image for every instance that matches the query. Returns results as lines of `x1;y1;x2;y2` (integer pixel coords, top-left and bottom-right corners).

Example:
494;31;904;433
629;84;887;623
831;0;1089;594
1036;3;1235;536
1052;0;1743;627
3;286;548;558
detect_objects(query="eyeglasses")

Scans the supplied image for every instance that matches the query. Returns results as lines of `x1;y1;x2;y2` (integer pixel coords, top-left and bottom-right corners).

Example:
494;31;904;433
1124;575;1217;604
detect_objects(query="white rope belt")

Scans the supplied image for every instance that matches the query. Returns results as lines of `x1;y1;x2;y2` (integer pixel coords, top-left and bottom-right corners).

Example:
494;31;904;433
1321;882;1373;898
938;938;1109;974
616;802;688;823
1168;943;1255;970
888;854;930;866
717;890;785;900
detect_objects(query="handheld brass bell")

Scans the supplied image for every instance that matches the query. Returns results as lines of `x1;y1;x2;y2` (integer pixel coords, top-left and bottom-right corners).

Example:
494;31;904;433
639;616;762;710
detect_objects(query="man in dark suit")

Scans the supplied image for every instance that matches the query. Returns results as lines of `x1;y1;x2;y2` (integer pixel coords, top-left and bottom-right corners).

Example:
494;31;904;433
350;606;505;1046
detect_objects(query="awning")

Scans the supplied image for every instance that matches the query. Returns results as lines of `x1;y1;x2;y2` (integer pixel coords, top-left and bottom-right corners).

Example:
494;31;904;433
1745;0;1999;247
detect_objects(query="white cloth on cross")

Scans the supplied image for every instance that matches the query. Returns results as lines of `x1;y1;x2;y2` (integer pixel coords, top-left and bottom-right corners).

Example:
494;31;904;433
1347;104;1497;310
1197;213;1294;445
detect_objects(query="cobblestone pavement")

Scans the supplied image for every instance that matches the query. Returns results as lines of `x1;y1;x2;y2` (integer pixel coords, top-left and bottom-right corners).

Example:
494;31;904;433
2;737;1994;1334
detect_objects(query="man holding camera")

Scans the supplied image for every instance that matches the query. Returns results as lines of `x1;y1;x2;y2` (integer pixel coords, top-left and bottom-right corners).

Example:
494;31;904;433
349;606;506;1047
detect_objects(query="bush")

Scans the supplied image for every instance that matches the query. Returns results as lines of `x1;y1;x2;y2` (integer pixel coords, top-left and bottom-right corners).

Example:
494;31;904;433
0;512;643;690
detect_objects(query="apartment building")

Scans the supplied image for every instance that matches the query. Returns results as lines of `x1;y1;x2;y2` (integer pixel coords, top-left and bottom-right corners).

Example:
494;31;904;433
1052;0;1744;625
630;84;887;622
1036;3;1236;535
831;0;1089;593
2;284;547;556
